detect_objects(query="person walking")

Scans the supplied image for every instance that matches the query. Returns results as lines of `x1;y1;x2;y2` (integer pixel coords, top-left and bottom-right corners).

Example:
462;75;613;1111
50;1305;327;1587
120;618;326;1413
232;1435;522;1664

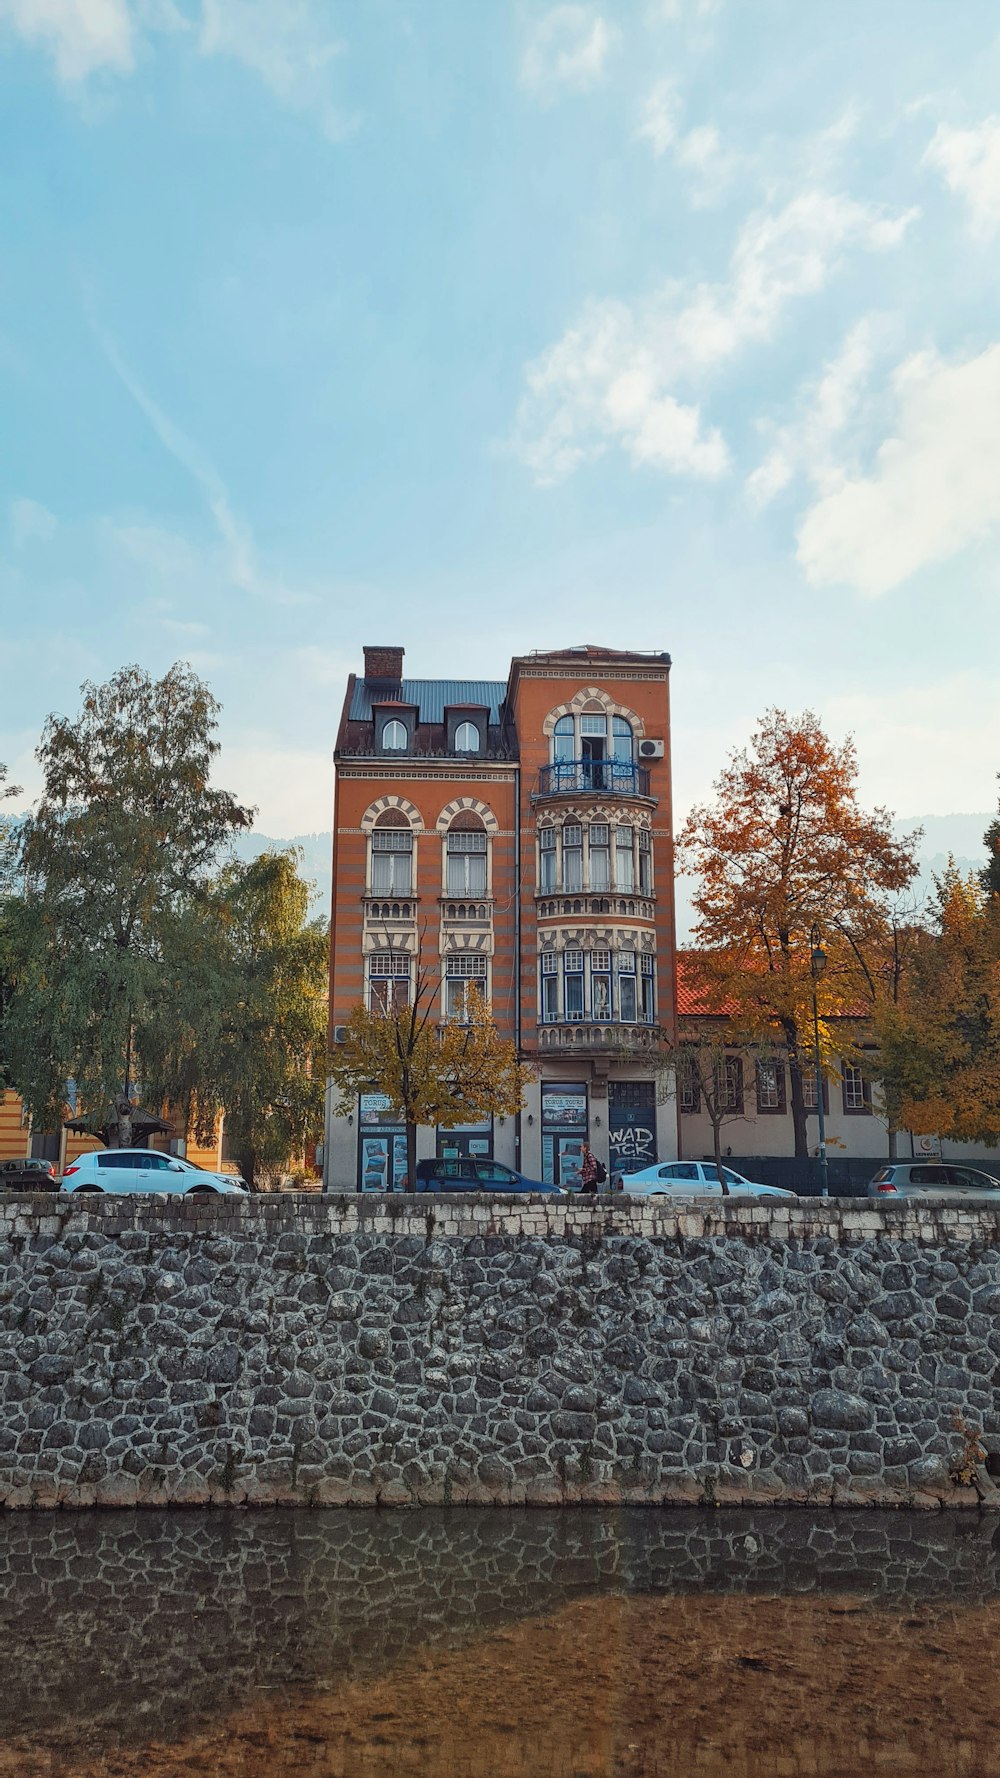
578;1143;600;1194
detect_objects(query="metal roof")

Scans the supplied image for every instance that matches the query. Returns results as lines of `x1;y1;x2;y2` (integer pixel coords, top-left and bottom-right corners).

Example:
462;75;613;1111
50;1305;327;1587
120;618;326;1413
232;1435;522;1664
350;678;507;724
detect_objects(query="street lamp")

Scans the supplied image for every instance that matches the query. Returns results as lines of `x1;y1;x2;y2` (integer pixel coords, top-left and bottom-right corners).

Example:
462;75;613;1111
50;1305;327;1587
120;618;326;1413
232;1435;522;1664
810;925;829;1198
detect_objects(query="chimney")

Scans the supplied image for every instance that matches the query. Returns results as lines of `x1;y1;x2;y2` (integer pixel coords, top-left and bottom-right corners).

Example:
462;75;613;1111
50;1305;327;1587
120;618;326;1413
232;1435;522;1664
363;645;404;682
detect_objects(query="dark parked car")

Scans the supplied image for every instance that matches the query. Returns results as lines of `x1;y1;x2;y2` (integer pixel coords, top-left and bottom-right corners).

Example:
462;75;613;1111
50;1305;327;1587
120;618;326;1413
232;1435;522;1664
414;1158;562;1194
0;1158;59;1191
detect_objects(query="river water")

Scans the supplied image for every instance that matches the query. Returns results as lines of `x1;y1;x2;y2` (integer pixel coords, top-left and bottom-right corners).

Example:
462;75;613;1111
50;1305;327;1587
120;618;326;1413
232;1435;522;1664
0;1507;998;1776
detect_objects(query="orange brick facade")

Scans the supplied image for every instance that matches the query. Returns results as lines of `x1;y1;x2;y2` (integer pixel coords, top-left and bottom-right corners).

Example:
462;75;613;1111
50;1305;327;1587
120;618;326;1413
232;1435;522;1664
325;645;678;1190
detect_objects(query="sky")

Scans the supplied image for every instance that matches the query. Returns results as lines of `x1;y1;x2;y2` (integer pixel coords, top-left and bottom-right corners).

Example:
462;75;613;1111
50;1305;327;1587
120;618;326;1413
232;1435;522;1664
1;0;999;841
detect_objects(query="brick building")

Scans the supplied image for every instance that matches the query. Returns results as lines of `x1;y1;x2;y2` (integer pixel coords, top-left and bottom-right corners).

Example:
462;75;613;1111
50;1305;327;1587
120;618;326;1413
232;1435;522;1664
324;643;678;1190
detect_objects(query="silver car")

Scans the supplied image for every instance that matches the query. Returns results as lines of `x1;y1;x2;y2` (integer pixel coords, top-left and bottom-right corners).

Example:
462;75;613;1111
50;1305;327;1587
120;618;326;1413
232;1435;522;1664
868;1162;1000;1201
619;1161;796;1200
61;1149;249;1196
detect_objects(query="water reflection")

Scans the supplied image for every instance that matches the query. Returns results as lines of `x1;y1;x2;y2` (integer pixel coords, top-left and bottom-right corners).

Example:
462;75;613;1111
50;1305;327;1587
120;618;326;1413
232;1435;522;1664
0;1508;998;1776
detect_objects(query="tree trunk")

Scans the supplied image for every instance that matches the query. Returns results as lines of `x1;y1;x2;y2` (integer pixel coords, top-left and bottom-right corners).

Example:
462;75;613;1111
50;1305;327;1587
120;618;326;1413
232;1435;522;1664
405;1119;417;1193
786;1030;808;1159
711;1118;729;1195
887;1124;898;1161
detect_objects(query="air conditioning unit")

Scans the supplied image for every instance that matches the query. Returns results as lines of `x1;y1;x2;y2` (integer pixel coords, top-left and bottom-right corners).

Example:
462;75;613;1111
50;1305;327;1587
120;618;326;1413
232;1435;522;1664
638;738;665;759
333;1025;349;1044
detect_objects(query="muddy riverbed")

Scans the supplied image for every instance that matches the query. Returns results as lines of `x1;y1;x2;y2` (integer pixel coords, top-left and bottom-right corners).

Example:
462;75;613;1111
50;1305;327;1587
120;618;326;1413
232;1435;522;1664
0;1508;997;1776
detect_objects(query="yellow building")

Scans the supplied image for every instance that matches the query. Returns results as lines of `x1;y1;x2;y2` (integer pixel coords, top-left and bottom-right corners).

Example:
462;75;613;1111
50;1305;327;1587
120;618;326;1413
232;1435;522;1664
0;1089;228;1176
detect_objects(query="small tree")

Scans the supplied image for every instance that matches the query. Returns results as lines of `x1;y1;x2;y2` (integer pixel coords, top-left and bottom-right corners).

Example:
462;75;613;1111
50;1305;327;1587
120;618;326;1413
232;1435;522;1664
329;963;532;1189
672;1027;751;1194
679;710;919;1158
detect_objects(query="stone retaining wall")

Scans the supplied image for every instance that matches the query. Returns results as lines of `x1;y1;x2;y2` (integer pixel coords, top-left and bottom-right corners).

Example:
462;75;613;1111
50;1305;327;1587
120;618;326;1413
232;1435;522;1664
1;1192;999;1507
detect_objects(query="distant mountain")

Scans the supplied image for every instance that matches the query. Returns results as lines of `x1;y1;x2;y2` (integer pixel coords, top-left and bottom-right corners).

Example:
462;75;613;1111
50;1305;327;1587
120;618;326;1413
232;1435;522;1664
231;815;993;939
230;832;332;917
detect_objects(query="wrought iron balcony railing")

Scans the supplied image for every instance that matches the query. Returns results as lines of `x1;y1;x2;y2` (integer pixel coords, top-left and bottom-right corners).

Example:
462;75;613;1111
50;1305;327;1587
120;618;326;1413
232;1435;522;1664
534;760;651;799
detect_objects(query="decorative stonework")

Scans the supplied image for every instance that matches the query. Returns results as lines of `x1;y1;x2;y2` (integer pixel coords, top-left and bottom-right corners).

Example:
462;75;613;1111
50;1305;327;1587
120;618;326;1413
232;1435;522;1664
541;688;647;740
359;795;425;834
435;797;499;835
0;1194;999;1509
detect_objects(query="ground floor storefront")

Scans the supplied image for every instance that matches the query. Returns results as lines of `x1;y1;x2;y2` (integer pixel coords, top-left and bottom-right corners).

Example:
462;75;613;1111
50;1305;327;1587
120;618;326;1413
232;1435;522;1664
322;1064;678;1192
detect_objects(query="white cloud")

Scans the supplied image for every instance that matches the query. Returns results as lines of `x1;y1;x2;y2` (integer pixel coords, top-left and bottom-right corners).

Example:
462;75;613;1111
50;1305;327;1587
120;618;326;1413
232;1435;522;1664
198;0;352;140
9;497;58;547
824;674;1000;816
924;117;1000;240
520;6;616;101
0;0;133;82
797;341;1000;596
513;298;728;484
635;79;678;156
514;190;915;483
747;315;883;511
653;0;722;19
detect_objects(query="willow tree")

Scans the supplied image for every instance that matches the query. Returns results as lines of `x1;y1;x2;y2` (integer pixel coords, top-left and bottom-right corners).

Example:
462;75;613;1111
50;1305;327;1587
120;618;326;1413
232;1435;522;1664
679;710;919;1158
330;973;531;1189
3;664;251;1140
148;851;329;1189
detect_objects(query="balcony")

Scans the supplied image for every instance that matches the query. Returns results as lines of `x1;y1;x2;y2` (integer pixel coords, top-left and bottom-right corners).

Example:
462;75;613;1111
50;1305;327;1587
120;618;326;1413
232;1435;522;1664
534;760;651;800
536;1021;663;1055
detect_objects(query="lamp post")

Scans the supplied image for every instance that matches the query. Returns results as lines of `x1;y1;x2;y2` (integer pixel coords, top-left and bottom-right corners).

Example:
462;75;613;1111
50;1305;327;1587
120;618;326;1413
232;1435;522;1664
810;925;829;1198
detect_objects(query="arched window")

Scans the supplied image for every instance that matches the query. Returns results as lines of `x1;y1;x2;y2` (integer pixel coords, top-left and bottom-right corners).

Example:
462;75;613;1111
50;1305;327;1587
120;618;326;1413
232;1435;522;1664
370;812;413;894
455;721;480;753
381;720;407;751
612;715;634;762
445;813;487;896
552;715;574;762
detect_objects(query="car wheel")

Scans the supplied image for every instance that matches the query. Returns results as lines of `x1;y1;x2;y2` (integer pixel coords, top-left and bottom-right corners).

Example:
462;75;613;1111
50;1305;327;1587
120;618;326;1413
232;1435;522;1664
186;1184;219;1196
74;1183;104;1194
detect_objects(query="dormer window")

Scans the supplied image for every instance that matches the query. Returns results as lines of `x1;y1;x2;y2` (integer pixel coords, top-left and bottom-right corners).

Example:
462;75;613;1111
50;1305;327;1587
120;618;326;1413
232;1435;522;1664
381;720;408;751
455;721;480;753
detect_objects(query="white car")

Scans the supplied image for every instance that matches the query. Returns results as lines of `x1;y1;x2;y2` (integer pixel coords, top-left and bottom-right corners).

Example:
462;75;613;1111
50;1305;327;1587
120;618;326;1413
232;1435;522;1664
619;1161;796;1200
61;1149;249;1196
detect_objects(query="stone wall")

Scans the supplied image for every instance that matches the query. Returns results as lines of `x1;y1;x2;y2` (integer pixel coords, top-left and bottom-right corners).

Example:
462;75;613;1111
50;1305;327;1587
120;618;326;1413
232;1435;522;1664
1;1193;1000;1508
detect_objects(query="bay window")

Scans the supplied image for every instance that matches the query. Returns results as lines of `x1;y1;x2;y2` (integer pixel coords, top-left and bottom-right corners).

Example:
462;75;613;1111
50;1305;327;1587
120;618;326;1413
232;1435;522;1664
589;824;610;890
564;949;585;1018
638;829;652;894
563;824;583;892
615;826;635;891
539;826;556;892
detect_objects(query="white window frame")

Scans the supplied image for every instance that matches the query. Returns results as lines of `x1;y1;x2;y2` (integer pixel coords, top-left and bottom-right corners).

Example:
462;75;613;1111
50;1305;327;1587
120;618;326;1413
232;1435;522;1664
370;825;414;895
444;953;488;1021
455;721;480;753
445;828;487;897
381;719;408;751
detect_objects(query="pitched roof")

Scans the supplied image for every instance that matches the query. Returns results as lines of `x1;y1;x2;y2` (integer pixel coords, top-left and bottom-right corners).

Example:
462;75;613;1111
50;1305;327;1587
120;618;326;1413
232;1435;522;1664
349;679;506;725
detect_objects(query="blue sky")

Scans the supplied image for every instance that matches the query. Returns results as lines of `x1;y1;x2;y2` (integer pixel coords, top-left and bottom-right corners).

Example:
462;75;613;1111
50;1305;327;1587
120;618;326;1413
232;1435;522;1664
1;0;999;838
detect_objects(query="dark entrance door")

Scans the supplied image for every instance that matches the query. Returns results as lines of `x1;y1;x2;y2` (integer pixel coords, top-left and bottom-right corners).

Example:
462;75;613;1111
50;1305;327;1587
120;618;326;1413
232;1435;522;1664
608;1081;656;1176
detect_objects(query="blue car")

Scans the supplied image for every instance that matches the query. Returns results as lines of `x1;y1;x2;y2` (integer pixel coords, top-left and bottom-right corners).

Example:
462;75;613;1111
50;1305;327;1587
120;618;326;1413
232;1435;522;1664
414;1158;562;1194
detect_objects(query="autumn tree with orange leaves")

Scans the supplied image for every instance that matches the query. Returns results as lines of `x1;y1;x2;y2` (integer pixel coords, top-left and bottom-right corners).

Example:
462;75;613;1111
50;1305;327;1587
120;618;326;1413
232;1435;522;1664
679;710;920;1159
329;965;531;1190
874;870;1000;1145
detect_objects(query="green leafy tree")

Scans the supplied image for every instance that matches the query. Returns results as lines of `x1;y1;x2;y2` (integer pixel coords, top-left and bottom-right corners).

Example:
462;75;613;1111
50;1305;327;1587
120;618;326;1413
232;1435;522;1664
152;851;329;1191
3;664;251;1139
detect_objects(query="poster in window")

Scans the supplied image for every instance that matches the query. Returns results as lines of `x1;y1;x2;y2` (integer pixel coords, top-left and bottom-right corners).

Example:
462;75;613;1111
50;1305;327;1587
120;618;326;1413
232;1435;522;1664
541;1085;588;1129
